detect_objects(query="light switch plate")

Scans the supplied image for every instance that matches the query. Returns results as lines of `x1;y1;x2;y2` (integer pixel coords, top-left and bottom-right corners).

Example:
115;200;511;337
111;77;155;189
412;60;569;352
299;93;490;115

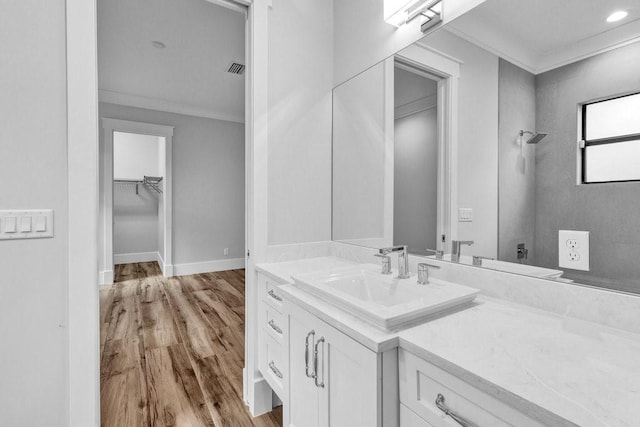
20;216;32;233
0;210;53;240
458;208;473;222
4;216;17;233
558;230;589;271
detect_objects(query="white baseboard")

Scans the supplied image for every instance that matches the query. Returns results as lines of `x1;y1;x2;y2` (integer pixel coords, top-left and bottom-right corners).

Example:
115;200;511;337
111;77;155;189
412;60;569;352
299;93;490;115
114;251;158;264
99;270;114;285
173;258;245;276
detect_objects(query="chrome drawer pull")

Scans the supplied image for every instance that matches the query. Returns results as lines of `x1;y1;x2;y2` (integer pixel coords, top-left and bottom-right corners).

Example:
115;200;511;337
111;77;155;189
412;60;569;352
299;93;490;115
268;319;282;335
305;330;316;378
314;337;325;388
268;361;283;379
267;289;283;302
435;393;476;427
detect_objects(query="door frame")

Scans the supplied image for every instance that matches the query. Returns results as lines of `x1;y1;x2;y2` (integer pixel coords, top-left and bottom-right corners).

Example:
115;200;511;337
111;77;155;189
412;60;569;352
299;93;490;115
66;0;269;424
396;43;462;248
100;119;174;284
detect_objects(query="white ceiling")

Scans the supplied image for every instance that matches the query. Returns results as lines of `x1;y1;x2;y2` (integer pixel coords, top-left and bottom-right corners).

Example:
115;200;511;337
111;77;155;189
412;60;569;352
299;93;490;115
98;0;245;123
447;0;640;74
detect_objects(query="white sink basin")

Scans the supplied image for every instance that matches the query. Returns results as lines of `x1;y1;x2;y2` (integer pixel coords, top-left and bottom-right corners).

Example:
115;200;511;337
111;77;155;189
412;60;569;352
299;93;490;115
292;264;479;330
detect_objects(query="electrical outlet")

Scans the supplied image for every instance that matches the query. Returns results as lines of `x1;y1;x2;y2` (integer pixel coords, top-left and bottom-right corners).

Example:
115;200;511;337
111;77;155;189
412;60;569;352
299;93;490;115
566;239;579;250
558;230;589;271
224;248;229;256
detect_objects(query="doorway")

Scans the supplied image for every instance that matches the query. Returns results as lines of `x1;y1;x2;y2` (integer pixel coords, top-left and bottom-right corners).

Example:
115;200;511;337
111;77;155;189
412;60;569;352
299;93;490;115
100;120;174;284
393;61;442;255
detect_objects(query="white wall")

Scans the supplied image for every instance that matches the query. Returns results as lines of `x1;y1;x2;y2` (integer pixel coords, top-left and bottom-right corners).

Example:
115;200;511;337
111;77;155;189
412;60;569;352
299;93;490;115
113;132;161;180
100;103;245;266
334;0;487;86
113;132;161;257
419;30;499;258
267;0;334;245
0;1;69;425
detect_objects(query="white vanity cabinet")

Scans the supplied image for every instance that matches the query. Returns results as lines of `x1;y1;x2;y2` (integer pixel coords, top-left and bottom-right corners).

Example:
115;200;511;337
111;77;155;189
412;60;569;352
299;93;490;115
286;298;395;427
258;273;289;401
399;349;545;427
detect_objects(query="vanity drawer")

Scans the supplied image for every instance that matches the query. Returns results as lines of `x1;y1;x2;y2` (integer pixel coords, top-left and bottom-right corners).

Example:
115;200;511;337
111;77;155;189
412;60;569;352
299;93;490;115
259;330;287;399
258;274;285;310
401;403;434;427
399;349;544;427
263;304;287;344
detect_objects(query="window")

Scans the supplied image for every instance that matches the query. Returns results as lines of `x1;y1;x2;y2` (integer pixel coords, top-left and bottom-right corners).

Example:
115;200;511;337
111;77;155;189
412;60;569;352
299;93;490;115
581;92;640;183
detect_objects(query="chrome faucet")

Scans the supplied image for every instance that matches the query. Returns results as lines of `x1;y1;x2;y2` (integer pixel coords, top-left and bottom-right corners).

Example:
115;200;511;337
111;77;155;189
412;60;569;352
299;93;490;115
379;245;410;279
472;255;494;267
426;248;444;260
374;254;392;274
451;240;474;263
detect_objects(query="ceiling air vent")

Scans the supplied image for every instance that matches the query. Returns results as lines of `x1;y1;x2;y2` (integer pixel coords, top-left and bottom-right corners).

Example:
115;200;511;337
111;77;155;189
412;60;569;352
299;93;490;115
227;62;245;75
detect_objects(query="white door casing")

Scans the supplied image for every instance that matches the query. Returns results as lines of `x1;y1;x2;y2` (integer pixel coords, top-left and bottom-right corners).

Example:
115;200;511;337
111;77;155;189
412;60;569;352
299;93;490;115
100;118;174;284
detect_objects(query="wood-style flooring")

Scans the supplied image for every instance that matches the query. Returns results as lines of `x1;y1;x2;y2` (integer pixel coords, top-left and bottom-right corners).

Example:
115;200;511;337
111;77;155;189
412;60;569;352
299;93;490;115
100;262;282;427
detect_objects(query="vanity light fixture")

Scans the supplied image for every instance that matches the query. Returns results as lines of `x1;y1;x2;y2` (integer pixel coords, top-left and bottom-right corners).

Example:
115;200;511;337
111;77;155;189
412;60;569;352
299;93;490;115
386;0;443;33
606;10;628;22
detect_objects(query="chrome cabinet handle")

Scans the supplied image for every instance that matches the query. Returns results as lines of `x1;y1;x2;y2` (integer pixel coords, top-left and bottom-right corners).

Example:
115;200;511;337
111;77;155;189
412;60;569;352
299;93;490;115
267;289;283;302
435;393;476;427
268;361;283;379
268;319;282;335
304;330;316;378
314;337;325;388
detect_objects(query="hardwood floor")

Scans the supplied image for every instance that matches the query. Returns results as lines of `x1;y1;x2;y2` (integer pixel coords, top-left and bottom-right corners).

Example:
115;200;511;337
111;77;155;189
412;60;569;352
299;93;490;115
100;262;282;427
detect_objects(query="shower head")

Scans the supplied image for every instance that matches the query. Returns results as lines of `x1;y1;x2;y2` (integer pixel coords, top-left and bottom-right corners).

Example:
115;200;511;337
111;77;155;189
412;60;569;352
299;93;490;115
519;130;548;144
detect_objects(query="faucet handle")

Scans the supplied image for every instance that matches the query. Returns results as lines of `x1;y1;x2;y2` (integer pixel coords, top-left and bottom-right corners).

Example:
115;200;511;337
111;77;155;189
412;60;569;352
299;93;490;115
472;255;494;267
417;263;441;285
426;248;444;260
374;254;392;275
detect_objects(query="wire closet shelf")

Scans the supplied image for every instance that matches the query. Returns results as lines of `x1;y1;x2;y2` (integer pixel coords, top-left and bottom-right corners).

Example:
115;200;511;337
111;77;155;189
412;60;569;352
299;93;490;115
114;176;163;195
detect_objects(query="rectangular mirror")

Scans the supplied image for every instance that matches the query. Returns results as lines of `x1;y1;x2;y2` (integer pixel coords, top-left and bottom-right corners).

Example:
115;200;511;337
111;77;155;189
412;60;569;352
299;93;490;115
332;0;640;294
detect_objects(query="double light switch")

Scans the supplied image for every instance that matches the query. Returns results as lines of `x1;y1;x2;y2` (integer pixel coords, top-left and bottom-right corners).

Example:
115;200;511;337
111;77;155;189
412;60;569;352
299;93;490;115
0;210;53;240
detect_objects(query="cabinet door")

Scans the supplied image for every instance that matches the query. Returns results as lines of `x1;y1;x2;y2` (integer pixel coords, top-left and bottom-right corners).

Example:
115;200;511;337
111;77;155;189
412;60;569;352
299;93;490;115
317;323;380;427
288;310;320;427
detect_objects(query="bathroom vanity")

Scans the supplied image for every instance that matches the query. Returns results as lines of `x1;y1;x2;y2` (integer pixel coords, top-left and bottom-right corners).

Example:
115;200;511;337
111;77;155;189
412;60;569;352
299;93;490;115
255;252;640;427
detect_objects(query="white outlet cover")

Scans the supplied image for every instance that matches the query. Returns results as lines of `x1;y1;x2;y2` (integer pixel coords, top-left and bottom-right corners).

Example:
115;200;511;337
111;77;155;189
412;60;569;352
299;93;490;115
558;230;589;271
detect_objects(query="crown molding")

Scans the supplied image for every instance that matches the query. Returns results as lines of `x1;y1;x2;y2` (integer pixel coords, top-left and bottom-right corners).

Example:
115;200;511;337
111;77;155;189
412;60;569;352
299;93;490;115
98;89;245;124
445;19;640;75
395;94;437;119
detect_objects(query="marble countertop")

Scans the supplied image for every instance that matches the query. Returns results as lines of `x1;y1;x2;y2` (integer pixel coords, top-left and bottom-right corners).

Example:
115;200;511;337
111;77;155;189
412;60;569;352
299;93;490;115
400;296;640;427
256;257;640;427
256;256;357;284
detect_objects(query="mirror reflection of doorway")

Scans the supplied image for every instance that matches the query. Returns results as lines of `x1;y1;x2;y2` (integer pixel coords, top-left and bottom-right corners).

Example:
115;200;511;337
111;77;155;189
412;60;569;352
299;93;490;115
393;62;441;256
112;131;166;269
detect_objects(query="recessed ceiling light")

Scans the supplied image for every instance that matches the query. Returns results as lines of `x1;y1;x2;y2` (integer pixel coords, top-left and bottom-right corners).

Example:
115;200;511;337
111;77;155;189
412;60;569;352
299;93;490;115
606;10;628;23
151;41;166;49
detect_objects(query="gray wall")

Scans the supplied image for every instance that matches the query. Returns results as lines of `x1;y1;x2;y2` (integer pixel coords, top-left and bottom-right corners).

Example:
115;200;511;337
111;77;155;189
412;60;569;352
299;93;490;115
535;42;640;293
100;103;246;264
394;108;439;254
498;59;537;264
113;185;159;255
0;1;69;424
113;132;161;256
